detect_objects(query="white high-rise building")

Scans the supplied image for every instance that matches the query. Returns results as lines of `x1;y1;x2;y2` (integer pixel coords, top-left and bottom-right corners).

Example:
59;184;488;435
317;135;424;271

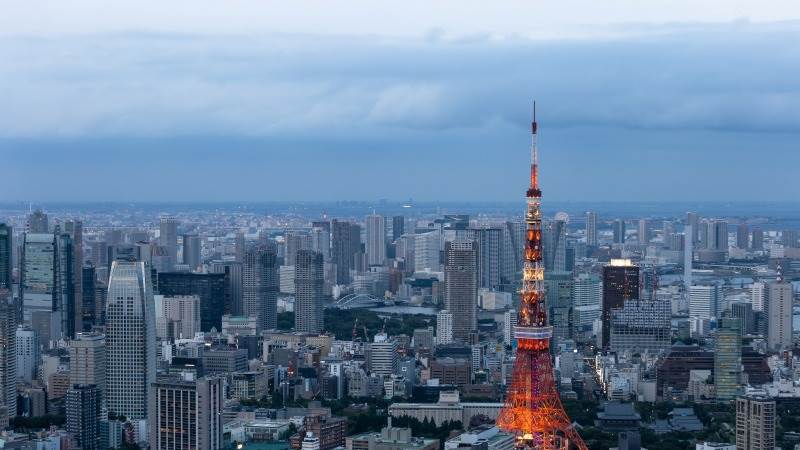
366;214;386;267
586;212;598;247
503;309;517;346
159;216;179;271
155;295;200;340
572;274;602;342
69;332;106;394
638;219;650;245
414;231;440;272
15;326;38;383
106;261;156;420
436;310;453;345
368;335;398;377
750;281;766;312
689;285;720;320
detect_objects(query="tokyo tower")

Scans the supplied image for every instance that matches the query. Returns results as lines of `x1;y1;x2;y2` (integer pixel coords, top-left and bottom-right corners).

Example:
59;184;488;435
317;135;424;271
496;103;588;450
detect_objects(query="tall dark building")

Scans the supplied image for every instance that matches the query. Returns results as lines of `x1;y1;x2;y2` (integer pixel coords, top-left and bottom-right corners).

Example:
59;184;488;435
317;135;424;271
157;272;226;332
444;239;478;342
0;224;11;291
601;259;639;350
27;210;48;233
295;250;324;334
182;234;201;269
331;220;361;284
392;216;405;242
751;227;764;250
81;265;97;331
66;384;102;450
736;223;749;249
209;261;242;316
56;229;77;339
242;245;278;331
64;220;83;339
612;219;626;244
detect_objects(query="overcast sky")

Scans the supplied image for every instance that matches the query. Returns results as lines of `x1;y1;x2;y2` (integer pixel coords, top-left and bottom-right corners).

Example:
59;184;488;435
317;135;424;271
1;1;799;202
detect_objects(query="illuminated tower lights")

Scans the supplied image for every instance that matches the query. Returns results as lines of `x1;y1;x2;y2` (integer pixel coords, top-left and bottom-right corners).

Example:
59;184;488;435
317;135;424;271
496;104;587;449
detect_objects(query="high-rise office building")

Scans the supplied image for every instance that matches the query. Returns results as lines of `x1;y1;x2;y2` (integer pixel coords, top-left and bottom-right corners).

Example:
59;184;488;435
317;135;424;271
295;250;324;334
638;219;650;245
66;384;102;450
209;260;243;316
750;281;766;312
392;216;405;242
572;274;601;343
612;219;625;244
148;375;224;450
585;212;597;247
686;212;700;246
444;240;478;342
182;234;201;269
311;221;331;262
156;295;201;340
766;276;792;351
684;225;693;292
159;216;179;271
736;395;775;450
242;245;278;331
715;318;742;401
64;220;83;336
284;231;312;267
710;220;728;251
367;334;398;377
736;223;749;250
609;295;671;353
436;310;453;345
503;309;517;346
542;220;566;273
0;291;16;417
730;302;755;335
0;224;12;291
106;260;156;420
601;259;639;350
331;220;361;284
81;265;98;331
69;332;106;394
157;272;226;332
477;227;504;290
365;214;386;267
56;229;77;339
689;284;720;320
27;209;48;233
545;271;573;340
16;325;38;383
751;227;764;250
414;231;440;272
234;232;245;263
21;233;57;322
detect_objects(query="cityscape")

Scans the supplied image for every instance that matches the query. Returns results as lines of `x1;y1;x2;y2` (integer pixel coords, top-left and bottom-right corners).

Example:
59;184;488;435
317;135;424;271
2;2;800;450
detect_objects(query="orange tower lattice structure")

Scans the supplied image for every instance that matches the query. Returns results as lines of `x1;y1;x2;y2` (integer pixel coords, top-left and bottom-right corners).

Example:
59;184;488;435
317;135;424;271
496;104;588;450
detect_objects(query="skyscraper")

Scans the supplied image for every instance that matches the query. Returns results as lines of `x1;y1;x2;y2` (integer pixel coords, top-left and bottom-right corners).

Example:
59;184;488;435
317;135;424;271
56;229;76;339
311;221;331;262
392;216;405;242
234;232;245;263
736;395;775;450
686;212;700;246
69;332;106;395
638;219;650;245
157;272;226;332
21;233;57;322
750;281;766;312
365;214;386;267
0;224;12;291
545;271;573;340
66;384;102;450
64;220;83;338
715;318;742;401
444;240;478;342
81;265;98;331
294;250;324;334
0;291;16;418
684;225;693;292
331;220;361;284
585;212;597;247
27;209;48;233
105;260;156;420
542;220;566;273
148;375;224;450
209;260;243;316
16;326;38;383
242;245;278;331
710;220;728;251
782;229;798;248
182;234;201;269
609;294;671;353
612;219;625;244
284;231;312;267
766;275;792;351
689;284;720;320
159;216;179;271
572;274;601;343
736;223;749;249
751;227;764;250
601;259;639;350
477;227;504;290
